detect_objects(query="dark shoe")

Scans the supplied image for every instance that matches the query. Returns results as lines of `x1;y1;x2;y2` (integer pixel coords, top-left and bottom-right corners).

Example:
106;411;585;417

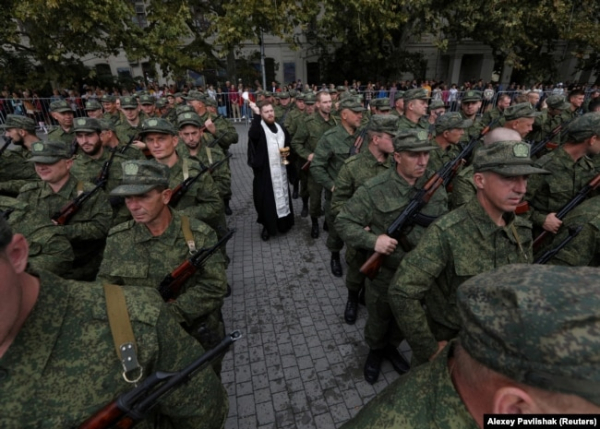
261;227;270;241
323;220;329;232
358;286;366;306
331;252;343;277
301;203;308;218
344;299;358;324
292;185;299;199
225;284;232;297
364;349;383;384
383;345;410;375
311;217;319;239
224;200;232;216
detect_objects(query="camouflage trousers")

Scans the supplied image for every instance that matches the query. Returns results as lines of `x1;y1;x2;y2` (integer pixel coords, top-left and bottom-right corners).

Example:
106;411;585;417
364;267;404;350
187;309;226;376
297;159;309;199
308;173;323;218
345;246;366;294
324;195;344;252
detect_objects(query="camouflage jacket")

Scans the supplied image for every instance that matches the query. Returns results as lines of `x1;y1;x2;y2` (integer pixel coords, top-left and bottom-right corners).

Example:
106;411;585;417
115;112;146;144
340;341;477;429
330;148;391;219
199;112;238;153
47;126;75;147
0;270;228;429
283;107;304;136
165;157;223;230
526;146;598;229
97;212;227;332
458;111;483;144
310;124;357;195
274;105;293;125
71;146;128;194
179;145;231;201
449;165;476;210
102;111;121;125
336;167;448;272
0;146;37;196
18;174;112;280
389;198;533;362
291;112;338;161
0;196;73;276
397;115;428;131
427;140;462;173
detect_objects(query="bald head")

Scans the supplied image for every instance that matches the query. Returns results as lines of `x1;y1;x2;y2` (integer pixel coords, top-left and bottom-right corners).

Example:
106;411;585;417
482;127;521;146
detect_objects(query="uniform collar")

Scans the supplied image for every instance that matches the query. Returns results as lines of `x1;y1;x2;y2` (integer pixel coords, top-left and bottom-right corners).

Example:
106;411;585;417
466;198;519;241
133;208;180;246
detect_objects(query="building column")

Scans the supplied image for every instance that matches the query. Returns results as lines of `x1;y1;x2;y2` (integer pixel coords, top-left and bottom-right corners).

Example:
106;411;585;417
448;54;462;84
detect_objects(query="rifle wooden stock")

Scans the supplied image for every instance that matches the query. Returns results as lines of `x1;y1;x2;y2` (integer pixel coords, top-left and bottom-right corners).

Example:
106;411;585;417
78;331;242;429
532;173;600;250
51;184;103;225
534;225;583;265
301;160;311;171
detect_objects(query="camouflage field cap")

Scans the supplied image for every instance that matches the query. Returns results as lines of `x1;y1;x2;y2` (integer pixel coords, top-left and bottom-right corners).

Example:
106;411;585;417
175;105;195;115
339;97;366;112
403;88;430;101
428;100;446;111
183;90;206;102
263;91;274;98
566;112;600;142
28;140;71;164
0;114;36;132
304;93;317;105
328;88;338;95
289;89;298;98
120;96;138;109
435;112;473;134
85;99;103;111
393;129;436;152
369;114;399;135
173;92;183;98
503;102;541;121
394;91;405;101
461;90;483;103
204;97;217;108
139;94;156;105
101;94;116;103
155;98;168;109
339;92;352;101
373;98;391;111
50;100;73;113
177;112;203;128
295;93;306;101
546;95;568;110
278;91;290;99
336;86;346;92
473;140;549;176
73;117;102;133
111;160;170;197
139;118;177;136
458;264;600;406
98;119;116;132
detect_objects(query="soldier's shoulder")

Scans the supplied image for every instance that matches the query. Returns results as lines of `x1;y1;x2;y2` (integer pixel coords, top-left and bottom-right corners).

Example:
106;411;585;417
19;181;42;193
534;151;556;167
434;205;469;230
363;170;391;189
107;219;136;236
343;155;361;167
322;127;338;137
187;216;218;236
513;215;532;229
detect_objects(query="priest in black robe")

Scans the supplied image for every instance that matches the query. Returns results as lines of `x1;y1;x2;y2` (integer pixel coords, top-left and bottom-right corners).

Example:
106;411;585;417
247;100;295;240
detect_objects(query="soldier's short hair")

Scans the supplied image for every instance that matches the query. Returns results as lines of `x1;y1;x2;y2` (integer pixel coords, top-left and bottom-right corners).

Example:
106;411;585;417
0;217;13;253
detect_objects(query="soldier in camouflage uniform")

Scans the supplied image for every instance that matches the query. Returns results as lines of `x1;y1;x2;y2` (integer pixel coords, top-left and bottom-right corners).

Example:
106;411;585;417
139;94;157;118
0;217;229;428
389;141;547;364
47;100;75;147
284;92;306;200
390;91;405;117
425;99;446;138
101;94;122;125
97;161;228;372
525;112;600;240
396;88;430;130
291;91;337;237
17;140;112;281
499;102;540;139
527;95;573;150
458;90;483;143
115;96;146;147
274;91;293;124
331;115;397;324
311;97;365;278
480;93;510;127
427;112;472;172
0;115;38;196
0;195;73;276
343;264;600;428
98;119;145;160
84;99;104;119
139;118;223;232
336;131;448;384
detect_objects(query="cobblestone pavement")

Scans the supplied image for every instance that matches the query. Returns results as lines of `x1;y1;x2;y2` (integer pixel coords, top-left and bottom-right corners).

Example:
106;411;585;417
222;124;411;429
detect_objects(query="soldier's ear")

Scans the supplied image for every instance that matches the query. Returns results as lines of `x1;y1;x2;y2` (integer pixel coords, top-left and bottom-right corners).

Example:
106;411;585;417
6;234;29;274
492;386;539;414
473;172;486;190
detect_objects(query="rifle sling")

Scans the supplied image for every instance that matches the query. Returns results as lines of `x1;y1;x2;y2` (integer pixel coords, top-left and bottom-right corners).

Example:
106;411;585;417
181;215;197;253
205;147;213;165
103;283;143;384
76;181;84;196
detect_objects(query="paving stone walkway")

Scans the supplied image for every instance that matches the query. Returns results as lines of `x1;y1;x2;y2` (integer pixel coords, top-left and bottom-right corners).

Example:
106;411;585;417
221;124;411;429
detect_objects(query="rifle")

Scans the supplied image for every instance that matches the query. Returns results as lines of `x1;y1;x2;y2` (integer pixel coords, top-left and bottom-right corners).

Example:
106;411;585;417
158;228;236;301
71;136;78;156
51;183;105;225
169;154;232;208
77;330;242;429
532;173;600;250
0;137;12;157
359;119;496;280
534;225;582;264
350;115;373;156
207;130;228;149
94;147;119;188
119;133;139;155
530;117;575;157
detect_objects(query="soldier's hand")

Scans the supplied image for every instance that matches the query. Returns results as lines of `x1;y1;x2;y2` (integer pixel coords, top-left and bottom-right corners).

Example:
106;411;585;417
429;341;448;361
374;234;397;255
204;118;217;135
308;153;314;162
543;213;562;234
132;140;146;150
353;135;364;152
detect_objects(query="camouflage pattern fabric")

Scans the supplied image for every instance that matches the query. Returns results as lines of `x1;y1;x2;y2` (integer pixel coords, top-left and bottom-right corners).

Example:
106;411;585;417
0;270;228;429
198;111;238;154
0;147;37;196
47;126;75;147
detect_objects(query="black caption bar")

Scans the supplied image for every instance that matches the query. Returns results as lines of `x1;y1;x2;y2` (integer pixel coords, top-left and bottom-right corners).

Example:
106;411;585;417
484;415;599;429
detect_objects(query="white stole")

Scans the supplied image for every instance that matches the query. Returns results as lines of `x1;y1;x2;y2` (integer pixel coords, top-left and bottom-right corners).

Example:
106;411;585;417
260;120;290;218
